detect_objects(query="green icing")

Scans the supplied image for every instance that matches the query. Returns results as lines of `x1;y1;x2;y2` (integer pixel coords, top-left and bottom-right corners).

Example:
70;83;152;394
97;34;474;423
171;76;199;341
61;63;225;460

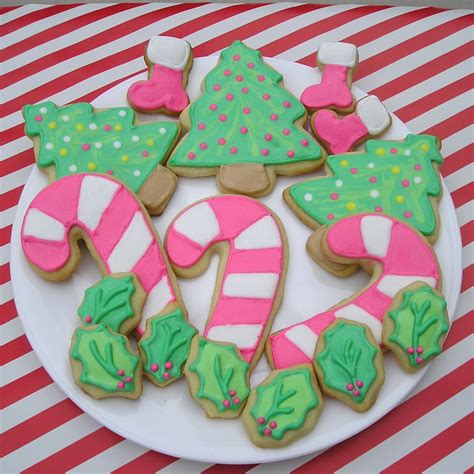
316;321;379;404
388;285;449;367
288;134;443;236
78;275;136;333
23;101;179;192
189;337;250;413
169;41;322;168
250;367;319;440
71;325;140;393
139;309;196;384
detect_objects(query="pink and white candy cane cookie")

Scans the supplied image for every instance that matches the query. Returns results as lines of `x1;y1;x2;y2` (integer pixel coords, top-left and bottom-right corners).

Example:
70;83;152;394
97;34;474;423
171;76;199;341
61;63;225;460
128;36;192;115
301;42;358;113
21;174;184;334
267;213;441;369
165;195;288;369
311;95;391;155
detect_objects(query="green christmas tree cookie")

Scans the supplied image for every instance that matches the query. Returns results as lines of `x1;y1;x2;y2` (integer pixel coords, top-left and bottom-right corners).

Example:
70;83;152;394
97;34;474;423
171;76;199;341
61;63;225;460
284;134;443;242
383;282;449;373
242;364;323;448
168;40;324;197
23;101;180;215
69;324;142;399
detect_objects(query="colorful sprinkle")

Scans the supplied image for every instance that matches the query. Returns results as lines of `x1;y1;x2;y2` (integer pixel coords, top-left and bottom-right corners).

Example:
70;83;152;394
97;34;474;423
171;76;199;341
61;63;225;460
241;87;249;94
242;107;251;115
283;101;291;108
370;190;379;198
59;148;68;157
375;148;385;156
121;155;129;162
233;54;240;61
230;146;238;154
236;75;244;82
356;380;364;388
404;211;412;218
261;148;269;156
263;428;272;436
229;390;236;397
89;123;97;130
133;170;141;177
416;357;423;364
198;122;206;130
346;202;356;211
304;193;313;201
213;84;221;91
353;389;360;397
200;143;208;150
257;417;265;425
270;114;278;120
218;137;226;145
48;121;57;129
402;179;410;187
390;148;398;154
117;381;125;389
223;399;231;407
117;369;125;376
350;167;358;174
103;124;112;131
421;143;430;151
82;143;90;151
392;166;401;174
264;133;272;141
85;315;92;323
375;206;383;212
142;151;149;157
209;104;217;111
115;124;122;132
395;195;405;204
301;139;309;147
414;164;422;170
269;421;277;429
247;63;255;69
150;363;159;372
188;152;196;160
369;176;377;183
263;93;270;100
240;127;248;134
35;115;43;122
233;397;240;404
287;150;295;158
219;114;227;122
417;346;424;354
45;143;54;150
340;160;349;167
282;128;290;135
165;361;173;370
335;180;343;187
225;94;234;101
257;75;265;81
224;69;231;76
330;193;339;200
327;213;335;220
346;383;354;391
76;123;84;131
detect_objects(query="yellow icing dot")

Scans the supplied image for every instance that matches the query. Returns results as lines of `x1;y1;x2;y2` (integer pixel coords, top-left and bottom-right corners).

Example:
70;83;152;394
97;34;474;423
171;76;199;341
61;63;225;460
59;148;68;156
48;121;57;129
87;162;97;170
346;202;356;211
375;148;385;156
395;195;405;204
115;124;122;131
421;143;430;151
391;166;401;174
340;159;349;167
76;123;84;131
146;139;155;146
121;155;129;162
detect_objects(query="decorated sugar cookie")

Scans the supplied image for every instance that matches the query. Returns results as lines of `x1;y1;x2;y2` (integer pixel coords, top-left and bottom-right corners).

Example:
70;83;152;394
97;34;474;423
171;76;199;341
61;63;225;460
128;36;192;115
23;101;180;215
185;336;251;419
242;365;323;448
300;42;358;113
69;324;143;400
267;213;441;369
314;319;385;412
167;40;324;197
383;282;449;373
284;134;443;242
165;195;288;369
312;95;391;154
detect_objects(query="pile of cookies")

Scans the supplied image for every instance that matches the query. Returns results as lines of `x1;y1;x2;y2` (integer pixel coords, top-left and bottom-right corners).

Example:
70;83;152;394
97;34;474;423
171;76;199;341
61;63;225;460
20;38;449;449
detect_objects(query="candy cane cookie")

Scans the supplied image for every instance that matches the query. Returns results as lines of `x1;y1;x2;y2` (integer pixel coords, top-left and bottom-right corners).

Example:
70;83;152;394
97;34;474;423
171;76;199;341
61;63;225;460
165;195;288;369
267;213;441;369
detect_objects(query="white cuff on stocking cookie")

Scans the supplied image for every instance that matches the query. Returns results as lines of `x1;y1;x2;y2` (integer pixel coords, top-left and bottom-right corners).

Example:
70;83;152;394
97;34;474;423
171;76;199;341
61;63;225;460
146;36;191;71
317;42;358;68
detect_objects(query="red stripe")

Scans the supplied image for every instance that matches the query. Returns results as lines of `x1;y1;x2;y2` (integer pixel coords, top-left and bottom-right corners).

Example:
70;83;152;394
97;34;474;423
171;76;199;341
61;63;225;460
451;182;474;208
203;464;258;474
382;413;474;473
0;335;31;366
0;300;17;324
293;360;473;473
0;6;20;13
461;264;474;293
112;450;177;474
461;221;474;247
1;399;81;457
0;262;10;284
444;311;473;350
0;150;35;176
465;468;474;474
442;144;473;177
0;186;23;212
424;106;473;139
23;427;123;474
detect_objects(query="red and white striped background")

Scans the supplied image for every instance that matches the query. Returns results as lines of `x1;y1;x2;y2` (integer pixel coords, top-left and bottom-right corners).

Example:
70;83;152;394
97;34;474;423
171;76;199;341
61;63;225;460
1;3;472;472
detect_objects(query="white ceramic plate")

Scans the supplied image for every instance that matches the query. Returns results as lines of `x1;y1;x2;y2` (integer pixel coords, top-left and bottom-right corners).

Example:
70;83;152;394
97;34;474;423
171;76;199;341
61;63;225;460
10;57;462;464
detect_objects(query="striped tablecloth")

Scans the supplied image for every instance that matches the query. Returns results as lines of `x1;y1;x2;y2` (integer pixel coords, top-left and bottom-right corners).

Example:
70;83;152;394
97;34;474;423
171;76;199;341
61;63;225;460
1;3;472;472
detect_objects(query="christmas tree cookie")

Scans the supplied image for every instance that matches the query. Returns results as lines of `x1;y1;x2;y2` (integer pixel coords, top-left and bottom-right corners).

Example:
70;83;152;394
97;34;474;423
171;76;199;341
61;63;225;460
383;282;449;373
23;101;180;215
284;134;443;242
167;40;324;197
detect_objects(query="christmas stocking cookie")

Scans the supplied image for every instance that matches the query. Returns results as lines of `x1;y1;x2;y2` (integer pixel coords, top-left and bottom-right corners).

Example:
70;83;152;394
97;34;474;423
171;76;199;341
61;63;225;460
128;36;192;115
301;42;358;113
312;95;391;154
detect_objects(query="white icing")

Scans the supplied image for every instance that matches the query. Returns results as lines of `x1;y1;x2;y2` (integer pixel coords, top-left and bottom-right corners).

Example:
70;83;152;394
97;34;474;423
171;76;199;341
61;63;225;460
357;95;391;135
140;276;174;329
146;36;191;71
377;275;437;298
317;42;358;68
23;208;65;241
77;176;119;231
304;193;313;201
334;304;383;342
360;215;393;258
107;211;153;272
223;273;279;299
234;216;281;250
207;324;262;349
173;202;220;247
285;325;318;359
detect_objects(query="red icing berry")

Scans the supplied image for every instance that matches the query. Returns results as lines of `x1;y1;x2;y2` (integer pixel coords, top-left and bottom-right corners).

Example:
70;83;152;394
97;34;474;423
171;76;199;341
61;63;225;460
229;389;236;397
257;417;265;425
356;380;363;388
233;397;240;404
263;428;272;436
198;122;206;130
353;389;361;397
241;87;249;94
117;381;125;389
35;115;43;122
219;114;227;122
346;383;354;391
125;376;132;383
269;421;277;429
417;346;424;354
257;74;265;82
301;139;309;147
223;399;231;407
270;114;278;121
350;168;358;174
414;164;422;170
369;176;377;183
225;93;233;101
264;133;272;141
218;138;226;145
390;147;398;154
236;75;244;82
330;193;339;200
163;372;170;380
142;151;149;157
407;347;415;354
187;152;196;160
85;315;92;323
402;179;410;187
416;357;423;364
209;104;217;111
224;69;231;76
287;150;295;158
104;124;112;131
240;127;248;134
242;107;251;115
261;148;269;156
263;94;270;100
165;361;173;370
117;369;125;376
82;143;91;151
150;363;159;372
230;146;238;154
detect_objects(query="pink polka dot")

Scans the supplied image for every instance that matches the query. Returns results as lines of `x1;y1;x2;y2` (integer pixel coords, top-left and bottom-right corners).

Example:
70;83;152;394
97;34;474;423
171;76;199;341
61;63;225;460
414;164;422;170
264;133;272;141
247;62;255;69
283;128;291;135
35;115;43;122
301;139;309;147
198;122;206;130
142;151;149;157
233;55;240;61
375;206;383;212
350;168;358;174
283;101;291;108
219;114;227;122
213;84;221;91
404;211;413;218
242;107;250;115
200;143;208;150
82;143;91;151
287;150;295;158
188;152;196;160
236;75;243;82
224;69;231;76
209;103;217;111
225;93;234;101
369;176;377;183
390;147;398;154
330;193;339;200
257;74;265;82
218;138;226;145
270;114;278;121
240;127;248;134
402;179;410;187
104;124;112;131
230;146;238;154
261;148;269;156
85;315;92;323
327;213;335;221
263;93;270;100
241;87;249;94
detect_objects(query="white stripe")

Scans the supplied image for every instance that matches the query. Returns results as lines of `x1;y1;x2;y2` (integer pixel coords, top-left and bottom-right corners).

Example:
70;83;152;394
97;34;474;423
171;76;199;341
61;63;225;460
234;215;282;250
107;211;153;273
462;243;474;269
249;453;319;474
0;206;17;229
0;281;13;305
285;325;319;359
0;164;33;194
140;276;174;328
455;287;473;320
157;459;214;474
334;304;383;343
444;163;474;193
1;351;42;387
442;125;473;158
377;275;437;298
0;317;24;345
0;243;12;265
0;4;51;24
223;272;279;299
23;208;66;241
360;215;393;258
455;201;473;227
77;175;119;231
424;440;474;473
207;324;263;349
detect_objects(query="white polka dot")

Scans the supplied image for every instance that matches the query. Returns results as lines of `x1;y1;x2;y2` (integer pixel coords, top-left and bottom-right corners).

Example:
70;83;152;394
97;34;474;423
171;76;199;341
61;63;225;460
89;123;97;130
414;176;422;184
133;170;141;177
45;143;54;150
159;127;166;135
132;135;139;142
63;136;71;142
69;165;78;172
95;142;102;149
40;107;48;114
370;190;379;198
113;141;122;149
62;115;69;122
304;193;313;202
119;110;126;117
335;180;343;188
404;149;412;156
368;162;375;169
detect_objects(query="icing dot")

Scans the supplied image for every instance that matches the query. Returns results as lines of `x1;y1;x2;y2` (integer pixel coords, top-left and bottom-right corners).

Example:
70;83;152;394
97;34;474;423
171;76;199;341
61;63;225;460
404;211;412;218
198;122;206;130
301;139;309;147
223;399;231;407
63;136;71;142
69;165;77;172
330;193;339;200
150;363;159;372
407;347;415;354
350;167;358;174
59;148;68;157
263;94;270;100
416;357;423;364
395;195;405;204
219;114;227;122
236;75;244;82
369;176;377;183
368;162;375;168
45;143;54;150
258;417;265;425
224;69;231;76
118;369;125;376
209;104;217;111
270;114;278;120
414;177;422;184
414;164;422;170
287;150;295;158
104;124;112;131
113;141;122;149
134;170;141;177
62;115;69;121
241;87;249;94
375;148;385;156
89;123;97;130
370;190;379;198
213;84;221;91
125;377;132;383
421;143;430;151
263;428;272;436
225;93;234;101
229;390;236;397
353;389;360;397
404;149;412;156
106;170;113;175
304;193;313;202
147;138;154;146
261;148;269;156
327;213;335;221
115;124;122;131
346;383;354;391
48;121;57;129
269;421;277;429
218;138;226;145
356;380;364;388
390;147;398;154
340;160;349;167
132;135;139;142
88;162;96;170
142;151;149;157
163;372;170;380
165;361;173;370
283;101;291;108
39;107;48;114
375;206;383;212
122;155;129;162
264;133;272;141
76;124;84;131
117;381;125;389
159;127;167;134
200;142;208;150
82;143;91;151
346;202;356;211
233;397;240;404
402;179;410;187
335;180;343;187
282;128;290;135
95;142;102;149
233;54;240;61
417;346;424;354
391;166;400;174
84;315;92;323
257;74;265;82
230;146;238;154
240;127;248;134
119;110;126;117
248;63;255;69
35;115;43;122
242;107;251;115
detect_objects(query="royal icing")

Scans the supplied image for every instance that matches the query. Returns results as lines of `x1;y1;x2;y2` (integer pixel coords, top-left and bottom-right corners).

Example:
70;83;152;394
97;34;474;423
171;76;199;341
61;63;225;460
300;42;358;111
146;36;191;70
385;284;449;369
168;40;322;169
165;195;286;365
21;174;179;330
268;213;440;369
23;101;179;192
286;134;443;238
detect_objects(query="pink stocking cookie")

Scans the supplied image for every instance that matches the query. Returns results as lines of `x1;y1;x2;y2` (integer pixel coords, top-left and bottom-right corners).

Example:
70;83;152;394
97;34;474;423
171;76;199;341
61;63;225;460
301;42;358;113
165;195;288;369
312;95;391;154
128;36;192;115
